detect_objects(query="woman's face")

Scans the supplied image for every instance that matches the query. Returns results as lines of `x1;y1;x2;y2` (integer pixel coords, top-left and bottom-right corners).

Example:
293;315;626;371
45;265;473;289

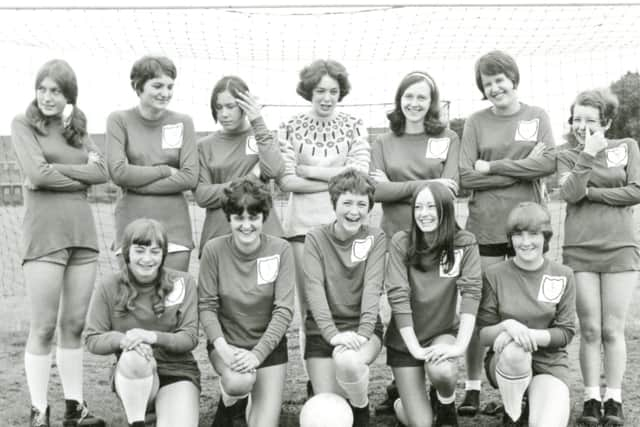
311;74;340;118
571;104;608;145
511;230;545;267
36;77;67;117
401;80;431;127
480;72;518;111
229;208;263;252
128;242;163;284
138;73;174;112
215;90;245;132
414;187;439;233
334;191;370;238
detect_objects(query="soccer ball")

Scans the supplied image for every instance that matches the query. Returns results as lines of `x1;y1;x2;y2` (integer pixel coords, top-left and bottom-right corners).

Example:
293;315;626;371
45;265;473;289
299;393;353;427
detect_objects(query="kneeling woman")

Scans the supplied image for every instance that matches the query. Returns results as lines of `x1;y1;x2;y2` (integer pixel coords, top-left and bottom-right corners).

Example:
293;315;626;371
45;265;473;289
84;219;200;427
303;169;386;427
477;202;576;426
198;176;295;427
385;182;481;427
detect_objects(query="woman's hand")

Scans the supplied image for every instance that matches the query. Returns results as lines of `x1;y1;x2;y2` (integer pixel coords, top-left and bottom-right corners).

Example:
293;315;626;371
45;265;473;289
430;178;459;196
330;331;366;351
369;169;389;183
213;338;237;366
502;319;537;352
474;159;490;174
87;151;101;164
235;91;263;122
493;330;515;354
295;164;312;178
423;343;465;365
168;166;178;176
230;348;259;373
583;127;607;156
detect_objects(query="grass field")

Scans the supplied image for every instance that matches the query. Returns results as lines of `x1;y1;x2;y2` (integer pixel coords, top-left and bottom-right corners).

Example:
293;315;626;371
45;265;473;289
0;200;639;426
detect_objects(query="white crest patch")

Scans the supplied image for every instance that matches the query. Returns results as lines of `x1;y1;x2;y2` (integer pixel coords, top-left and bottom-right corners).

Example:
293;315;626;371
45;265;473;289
515;119;540;142
165;277;186;307
351;235;374;263
425;137;451;160
606;144;628;168
440;249;463;278
257;254;280;285
161;123;184;149
537;275;567;304
245;135;259;155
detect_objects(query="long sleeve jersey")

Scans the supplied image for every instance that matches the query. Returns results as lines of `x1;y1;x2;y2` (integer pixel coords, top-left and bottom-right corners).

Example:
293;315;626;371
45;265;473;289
385;229;482;351
303;223;386;342
84;268;199;375
278;112;370;236
558;138;640;272
477;258;576;370
459;104;555;245
195;117;284;254
371;128;460;238
106;107;198;249
11;114;108;260
198;234;295;364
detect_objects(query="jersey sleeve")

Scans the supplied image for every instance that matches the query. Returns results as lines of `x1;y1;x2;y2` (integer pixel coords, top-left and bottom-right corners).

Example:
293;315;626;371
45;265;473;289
197;243;224;344
558;150;594;203
546;270;577;348
50;136;109;185
84;279;125;355
357;231;386;338
253;116;284;179
456;242;482;316
154;274;199;352
193;140;229;209
587;139;640;206
475;275;501;328
385;233;414;328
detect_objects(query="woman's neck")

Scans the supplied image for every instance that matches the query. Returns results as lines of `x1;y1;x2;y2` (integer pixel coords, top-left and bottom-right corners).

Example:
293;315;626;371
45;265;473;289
513;256;544;271
492;101;521;116
137;103;165;121
307;109;336;122
404;120;425;135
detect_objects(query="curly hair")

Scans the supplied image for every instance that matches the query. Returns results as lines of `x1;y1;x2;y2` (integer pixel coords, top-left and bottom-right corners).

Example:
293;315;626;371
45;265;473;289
474;50;520;100
564;88;619;146
222;175;272;222
25;59;88;147
130;55;177;94
209;75;250;122
296;59;351;102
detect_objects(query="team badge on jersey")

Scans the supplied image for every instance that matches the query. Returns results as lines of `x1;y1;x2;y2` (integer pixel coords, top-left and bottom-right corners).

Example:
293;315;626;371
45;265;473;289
245;135;259;155
351;236;374;263
257;254;280;285
425;137;450;160
165;277;186;307
606;144;628;168
515;119;539;142
161;123;184;149
537;275;566;304
439;249;463;278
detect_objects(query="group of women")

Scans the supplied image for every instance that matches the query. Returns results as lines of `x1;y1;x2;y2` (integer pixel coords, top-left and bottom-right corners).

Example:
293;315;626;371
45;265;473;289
10;49;639;427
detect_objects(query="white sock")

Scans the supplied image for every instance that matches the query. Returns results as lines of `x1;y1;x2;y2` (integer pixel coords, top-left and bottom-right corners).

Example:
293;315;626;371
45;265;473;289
496;366;531;421
337;366;370;408
114;371;153;423
465;380;481;391
25;351;52;413
584;386;602;402
56;347;84;402
245;394;252;424
437;391;456;405
219;379;249;408
604;388;622;403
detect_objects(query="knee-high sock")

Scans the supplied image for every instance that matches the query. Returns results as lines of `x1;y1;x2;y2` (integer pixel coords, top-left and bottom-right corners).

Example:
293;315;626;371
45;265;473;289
25;351;52;412
114;371;153;423
56;346;83;402
337;366;370;408
496;365;531;421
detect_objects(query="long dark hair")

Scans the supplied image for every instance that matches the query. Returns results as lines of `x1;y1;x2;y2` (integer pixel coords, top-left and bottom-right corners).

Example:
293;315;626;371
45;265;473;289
407;182;459;272
115;218;173;317
387;71;445;136
25;59;87;148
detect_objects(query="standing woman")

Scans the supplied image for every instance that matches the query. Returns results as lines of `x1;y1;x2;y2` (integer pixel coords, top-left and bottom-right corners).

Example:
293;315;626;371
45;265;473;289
558;88;640;426
84;218;200;427
199;177;295;427
107;55;198;271
385;182;482;427
11;59;107;427
457;50;556;414
370;70;459;238
477;202;576;426
195;75;284;255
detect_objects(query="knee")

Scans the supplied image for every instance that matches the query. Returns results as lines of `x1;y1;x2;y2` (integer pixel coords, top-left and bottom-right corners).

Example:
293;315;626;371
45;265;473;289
117;350;155;378
580;321;602;344
221;371;256;396
602;322;624;345
333;349;366;378
426;360;457;385
58;317;86;338
30;321;57;345
498;343;531;373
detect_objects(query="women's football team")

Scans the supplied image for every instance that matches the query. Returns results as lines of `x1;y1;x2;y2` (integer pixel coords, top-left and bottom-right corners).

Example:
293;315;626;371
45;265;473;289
12;50;638;427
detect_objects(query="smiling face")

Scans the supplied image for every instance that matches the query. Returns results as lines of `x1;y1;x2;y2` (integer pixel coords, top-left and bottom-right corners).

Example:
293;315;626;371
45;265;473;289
128;242;163;284
414;187;439;233
215;90;245;132
138;73;174;113
334;192;370;238
401;80;431;128
511;230;545;268
229;208;264;252
480;72;518;112
571;104;609;145
310;74;340;119
36;77;67;117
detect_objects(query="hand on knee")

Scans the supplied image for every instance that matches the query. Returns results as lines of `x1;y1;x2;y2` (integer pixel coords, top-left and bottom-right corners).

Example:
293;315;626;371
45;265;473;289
498;342;532;375
221;371;256;397
426;359;457;387
333;348;367;382
117;350;156;379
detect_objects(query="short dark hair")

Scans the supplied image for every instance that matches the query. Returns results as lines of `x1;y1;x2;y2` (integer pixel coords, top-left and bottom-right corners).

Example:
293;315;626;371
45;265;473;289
474;50;520;100
210;75;250;122
121;218;168;266
130;55;177;94
222;176;272;222
568;88;619;127
506;202;553;253
328;169;376;211
296;59;351;102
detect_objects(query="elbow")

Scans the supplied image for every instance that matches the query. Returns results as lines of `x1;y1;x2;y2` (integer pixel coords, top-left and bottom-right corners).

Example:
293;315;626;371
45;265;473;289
559;188;582;204
193;188;208;207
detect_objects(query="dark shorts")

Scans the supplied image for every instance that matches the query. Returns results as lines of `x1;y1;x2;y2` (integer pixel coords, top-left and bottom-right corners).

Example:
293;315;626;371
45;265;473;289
479;243;515;258
484;350;570;388
26;247;98;266
111;358;201;392
304;321;384;359
285;235;306;244
386;330;458;367
207;337;288;369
